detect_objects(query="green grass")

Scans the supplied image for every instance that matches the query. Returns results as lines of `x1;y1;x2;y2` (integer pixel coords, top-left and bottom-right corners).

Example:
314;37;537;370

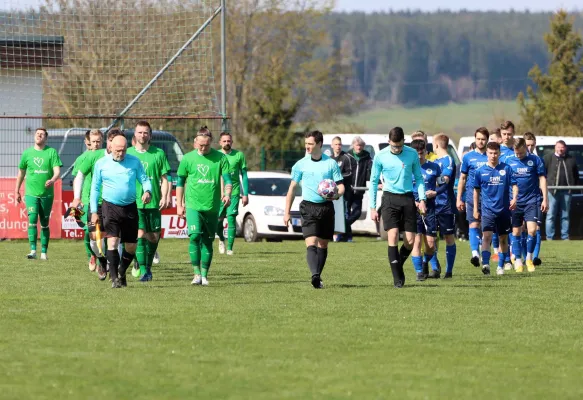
322;100;520;140
1;238;582;399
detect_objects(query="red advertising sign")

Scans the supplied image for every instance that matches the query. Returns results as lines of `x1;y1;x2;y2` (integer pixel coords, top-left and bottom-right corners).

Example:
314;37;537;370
0;178;62;239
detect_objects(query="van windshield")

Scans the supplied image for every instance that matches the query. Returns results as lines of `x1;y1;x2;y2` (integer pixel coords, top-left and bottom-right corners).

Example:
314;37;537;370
536;144;583;177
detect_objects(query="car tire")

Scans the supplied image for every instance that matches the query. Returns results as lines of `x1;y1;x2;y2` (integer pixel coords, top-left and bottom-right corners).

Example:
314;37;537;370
243;215;259;242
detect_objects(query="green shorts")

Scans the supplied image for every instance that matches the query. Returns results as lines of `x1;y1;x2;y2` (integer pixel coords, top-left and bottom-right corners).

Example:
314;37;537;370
138;208;162;232
186;209;218;239
24;195;53;223
219;195;240;218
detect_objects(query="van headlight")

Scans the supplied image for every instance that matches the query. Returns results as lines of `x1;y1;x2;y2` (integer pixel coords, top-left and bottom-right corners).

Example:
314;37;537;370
264;206;284;216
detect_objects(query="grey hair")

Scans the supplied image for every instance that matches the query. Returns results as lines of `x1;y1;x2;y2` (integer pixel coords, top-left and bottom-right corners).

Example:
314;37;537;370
352;136;365;146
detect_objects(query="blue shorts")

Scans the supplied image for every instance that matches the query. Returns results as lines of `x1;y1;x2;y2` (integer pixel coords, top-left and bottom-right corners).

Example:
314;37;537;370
465;200;481;224
512;201;541;227
437;214;456;236
481;210;511;234
416;211;437;237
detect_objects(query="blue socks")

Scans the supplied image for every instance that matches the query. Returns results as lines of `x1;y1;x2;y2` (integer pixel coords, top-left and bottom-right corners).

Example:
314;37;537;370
427;253;438;271
498;252;505;269
527;234;536;255
412;256;423;273
521;231;527;259
446;243;456;274
512;235;522;262
469;228;481;253
481;250;491;266
534;230;542;259
492;232;499;249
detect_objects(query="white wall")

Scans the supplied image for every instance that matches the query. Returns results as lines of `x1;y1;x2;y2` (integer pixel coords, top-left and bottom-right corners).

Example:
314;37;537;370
0;69;43;177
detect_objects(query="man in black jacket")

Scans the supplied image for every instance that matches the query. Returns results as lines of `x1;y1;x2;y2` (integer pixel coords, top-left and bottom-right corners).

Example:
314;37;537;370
343;136;372;242
544;140;580;240
330;137;355;241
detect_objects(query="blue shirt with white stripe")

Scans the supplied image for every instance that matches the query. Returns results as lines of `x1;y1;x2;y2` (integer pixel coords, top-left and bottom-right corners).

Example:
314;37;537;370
370;146;426;209
460;149;488;202
90;154;152;213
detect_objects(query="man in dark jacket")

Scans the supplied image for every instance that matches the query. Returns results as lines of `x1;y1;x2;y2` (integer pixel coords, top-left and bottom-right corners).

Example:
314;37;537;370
343;136;372;242
543;140;580;240
330;137;355;241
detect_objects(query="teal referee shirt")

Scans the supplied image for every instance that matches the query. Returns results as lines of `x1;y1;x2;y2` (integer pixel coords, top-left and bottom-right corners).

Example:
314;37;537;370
370;146;426;209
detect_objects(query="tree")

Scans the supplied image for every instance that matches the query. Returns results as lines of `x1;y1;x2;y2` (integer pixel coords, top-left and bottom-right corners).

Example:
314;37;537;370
517;11;583;136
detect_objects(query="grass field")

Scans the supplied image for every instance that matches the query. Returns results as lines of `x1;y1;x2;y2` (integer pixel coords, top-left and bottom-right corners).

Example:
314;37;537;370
323;100;519;140
1;238;582;399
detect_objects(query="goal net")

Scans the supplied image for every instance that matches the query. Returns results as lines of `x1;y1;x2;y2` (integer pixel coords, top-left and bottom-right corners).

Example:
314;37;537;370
0;0;221;118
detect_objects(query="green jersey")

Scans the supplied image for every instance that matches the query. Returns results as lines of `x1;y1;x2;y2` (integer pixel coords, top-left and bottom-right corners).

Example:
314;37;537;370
76;149;107;204
127;145;171;209
72;151;92;206
222;149;247;196
18;146;63;198
177;148;230;213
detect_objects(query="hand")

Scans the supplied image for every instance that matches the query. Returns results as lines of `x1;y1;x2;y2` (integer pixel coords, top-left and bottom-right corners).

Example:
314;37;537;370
159;197;169;211
425;190;437;199
142;191;152;205
415;201;420;208
283;213;291;226
91;213;99;225
370;208;379;223
457;199;465;212
241;195;249;207
71;198;82;209
222;195;231;207
378;183;383;190
15;191;22;204
44;179;55;188
540;199;548;213
473;210;480;221
509;198;517;211
443;176;450;184
176;204;185;219
418;200;427;215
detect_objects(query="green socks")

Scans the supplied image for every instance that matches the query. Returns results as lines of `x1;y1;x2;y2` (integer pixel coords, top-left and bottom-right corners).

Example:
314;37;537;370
136;238;148;275
84;231;92;259
40;227;49;253
217;220;225;241
28;224;37;251
189;234;201;275
227;216;236;251
201;236;213;277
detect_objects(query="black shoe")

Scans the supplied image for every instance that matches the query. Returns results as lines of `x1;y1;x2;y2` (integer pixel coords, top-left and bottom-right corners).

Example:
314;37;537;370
428;269;441;279
119;275;127;287
533;257;542;266
111;279;122;288
394;280;404;288
444;272;453;279
436;259;442;274
482;265;491;275
311;275;323;289
416;272;426;282
422;261;429;279
470;256;480;267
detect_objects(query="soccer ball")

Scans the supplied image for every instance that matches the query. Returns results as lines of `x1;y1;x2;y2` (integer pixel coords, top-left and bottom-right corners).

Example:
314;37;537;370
317;179;338;200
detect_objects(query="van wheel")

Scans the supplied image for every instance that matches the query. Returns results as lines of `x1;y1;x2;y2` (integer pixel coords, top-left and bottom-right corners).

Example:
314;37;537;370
243;215;259;242
378;218;388;241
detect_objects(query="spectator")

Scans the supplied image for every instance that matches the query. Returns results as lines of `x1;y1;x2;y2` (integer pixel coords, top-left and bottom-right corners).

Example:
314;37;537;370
345;136;373;242
544;140;580;240
330;137;355;241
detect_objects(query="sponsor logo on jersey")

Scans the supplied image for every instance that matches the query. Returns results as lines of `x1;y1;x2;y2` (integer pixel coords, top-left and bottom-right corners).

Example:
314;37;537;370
499;170;506;176
197;164;209;176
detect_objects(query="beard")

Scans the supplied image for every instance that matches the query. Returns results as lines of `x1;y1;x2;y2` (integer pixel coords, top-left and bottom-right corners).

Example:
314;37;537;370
222;145;231;151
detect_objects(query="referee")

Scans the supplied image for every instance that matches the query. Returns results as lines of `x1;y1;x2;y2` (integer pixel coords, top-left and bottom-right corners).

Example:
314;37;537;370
370;127;427;288
90;135;152;288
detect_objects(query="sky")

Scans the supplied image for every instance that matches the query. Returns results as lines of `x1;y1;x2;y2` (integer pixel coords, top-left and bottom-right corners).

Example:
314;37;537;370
3;0;582;12
336;0;581;12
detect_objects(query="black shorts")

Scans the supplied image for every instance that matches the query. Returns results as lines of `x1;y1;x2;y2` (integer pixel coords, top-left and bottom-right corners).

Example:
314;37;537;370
87;204;103;233
102;200;139;243
380;192;417;233
300;200;335;240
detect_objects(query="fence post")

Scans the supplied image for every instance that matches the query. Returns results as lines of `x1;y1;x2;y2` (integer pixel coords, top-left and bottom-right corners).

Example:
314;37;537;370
260;147;266;171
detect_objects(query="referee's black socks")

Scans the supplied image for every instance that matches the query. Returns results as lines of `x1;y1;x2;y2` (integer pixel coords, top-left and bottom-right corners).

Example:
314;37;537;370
306;245;319;278
317;247;328;275
388;246;401;285
398;245;412;282
107;250;120;282
119;251;134;277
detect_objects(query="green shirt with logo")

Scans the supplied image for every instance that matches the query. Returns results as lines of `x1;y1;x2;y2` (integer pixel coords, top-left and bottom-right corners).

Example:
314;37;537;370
177;148;230;213
18;146;63;198
76;149;107;205
127;145;171;209
222;149;247;196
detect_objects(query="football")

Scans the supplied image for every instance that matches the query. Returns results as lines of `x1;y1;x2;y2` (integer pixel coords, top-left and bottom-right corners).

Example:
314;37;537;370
317;179;338;200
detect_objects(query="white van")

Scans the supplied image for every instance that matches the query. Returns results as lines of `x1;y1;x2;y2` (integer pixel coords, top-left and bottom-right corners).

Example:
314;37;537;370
457;136;475;160
532;136;583;182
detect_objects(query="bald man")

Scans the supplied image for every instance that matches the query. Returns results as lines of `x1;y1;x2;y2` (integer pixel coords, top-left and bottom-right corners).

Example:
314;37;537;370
90;133;152;288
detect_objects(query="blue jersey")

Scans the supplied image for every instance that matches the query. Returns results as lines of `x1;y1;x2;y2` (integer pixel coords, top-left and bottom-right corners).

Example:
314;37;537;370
90;154;152;212
505;153;546;206
473;163;516;216
435;155;456;214
291;154;343;203
500;145;515;163
460;150;488;202
413;161;441;209
370;146;426;208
